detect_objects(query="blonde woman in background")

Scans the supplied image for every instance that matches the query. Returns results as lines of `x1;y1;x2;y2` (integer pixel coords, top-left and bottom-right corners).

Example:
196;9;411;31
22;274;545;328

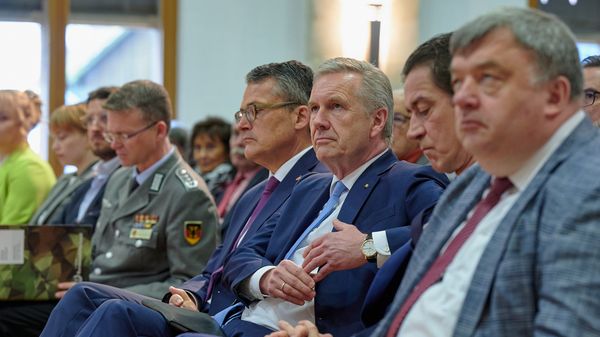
0;90;55;224
29;103;98;225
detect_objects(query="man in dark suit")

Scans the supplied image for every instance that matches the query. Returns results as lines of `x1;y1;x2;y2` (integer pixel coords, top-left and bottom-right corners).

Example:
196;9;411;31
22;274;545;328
272;7;600;337
40;60;327;337
217;57;448;337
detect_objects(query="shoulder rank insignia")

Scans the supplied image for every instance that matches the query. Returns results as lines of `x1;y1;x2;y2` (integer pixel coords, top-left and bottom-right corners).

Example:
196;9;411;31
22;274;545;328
176;169;198;190
184;221;203;245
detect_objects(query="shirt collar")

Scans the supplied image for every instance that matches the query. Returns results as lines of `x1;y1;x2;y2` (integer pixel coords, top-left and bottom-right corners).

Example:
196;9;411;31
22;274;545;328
95;156;121;177
132;146;175;185
509;111;584;191
272;146;312;182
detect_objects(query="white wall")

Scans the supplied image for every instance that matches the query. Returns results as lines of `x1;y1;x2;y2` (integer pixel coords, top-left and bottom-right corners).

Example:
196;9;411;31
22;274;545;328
418;0;527;42
176;0;310;127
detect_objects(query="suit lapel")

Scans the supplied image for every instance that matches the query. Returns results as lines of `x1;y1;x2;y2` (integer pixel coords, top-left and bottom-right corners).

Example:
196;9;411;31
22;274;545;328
337;150;396;224
454;120;596;337
245;149;321;239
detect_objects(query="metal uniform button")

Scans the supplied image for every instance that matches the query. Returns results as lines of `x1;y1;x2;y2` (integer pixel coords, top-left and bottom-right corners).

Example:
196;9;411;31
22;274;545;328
115;229;120;237
93;268;102;275
105;251;113;259
135;239;143;247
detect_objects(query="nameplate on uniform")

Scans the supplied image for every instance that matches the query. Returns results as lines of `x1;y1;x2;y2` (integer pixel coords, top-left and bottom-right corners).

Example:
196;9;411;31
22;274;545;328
130;228;153;240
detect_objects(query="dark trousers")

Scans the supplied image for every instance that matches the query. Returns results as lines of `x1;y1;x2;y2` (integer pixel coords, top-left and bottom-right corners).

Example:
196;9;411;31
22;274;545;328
0;300;58;337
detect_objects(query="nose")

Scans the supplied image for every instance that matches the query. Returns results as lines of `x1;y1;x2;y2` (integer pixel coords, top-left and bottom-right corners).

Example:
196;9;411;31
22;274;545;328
407;115;425;141
310;106;329;132
237;115;251;131
452;77;479;111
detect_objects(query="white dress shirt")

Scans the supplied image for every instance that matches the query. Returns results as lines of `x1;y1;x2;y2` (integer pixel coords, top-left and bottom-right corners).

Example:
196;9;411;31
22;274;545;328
398;111;584;336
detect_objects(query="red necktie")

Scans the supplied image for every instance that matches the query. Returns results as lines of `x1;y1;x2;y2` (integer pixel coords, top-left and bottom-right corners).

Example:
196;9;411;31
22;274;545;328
217;173;246;218
386;177;513;337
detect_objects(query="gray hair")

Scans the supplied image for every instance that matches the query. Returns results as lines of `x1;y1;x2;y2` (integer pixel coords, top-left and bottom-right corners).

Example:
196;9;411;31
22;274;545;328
246;60;313;105
315;57;394;144
103;80;172;131
450;7;582;100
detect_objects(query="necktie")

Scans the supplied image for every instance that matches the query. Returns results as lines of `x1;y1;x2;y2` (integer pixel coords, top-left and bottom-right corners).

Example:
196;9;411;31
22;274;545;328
283;180;348;260
205;176;280;300
217;173;246;218
386;177;513;337
129;177;139;195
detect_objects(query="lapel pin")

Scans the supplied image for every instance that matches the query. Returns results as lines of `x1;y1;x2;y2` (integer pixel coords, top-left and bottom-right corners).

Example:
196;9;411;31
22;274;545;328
364;183;369;188
296;176;302;181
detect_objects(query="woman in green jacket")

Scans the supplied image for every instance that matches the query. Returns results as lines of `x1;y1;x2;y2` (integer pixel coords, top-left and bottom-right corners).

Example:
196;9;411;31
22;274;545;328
0;90;55;224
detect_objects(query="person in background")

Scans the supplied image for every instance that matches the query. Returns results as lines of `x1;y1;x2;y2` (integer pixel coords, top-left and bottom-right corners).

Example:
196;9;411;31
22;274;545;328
169;126;190;161
24;89;42;130
216;123;268;226
582;55;600;126
0;90;55;224
29;103;98;225
390;89;427;164
191;116;235;202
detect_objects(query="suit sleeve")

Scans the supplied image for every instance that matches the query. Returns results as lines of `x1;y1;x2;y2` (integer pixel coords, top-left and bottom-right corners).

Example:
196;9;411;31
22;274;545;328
124;186;218;298
385;166;448;253
221;211;282;305
534;183;600;335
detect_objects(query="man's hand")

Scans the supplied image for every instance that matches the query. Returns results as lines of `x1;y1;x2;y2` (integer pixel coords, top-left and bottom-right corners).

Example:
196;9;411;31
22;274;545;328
55;282;76;299
265;320;332;337
167;286;199;311
302;220;367;282
260;260;315;305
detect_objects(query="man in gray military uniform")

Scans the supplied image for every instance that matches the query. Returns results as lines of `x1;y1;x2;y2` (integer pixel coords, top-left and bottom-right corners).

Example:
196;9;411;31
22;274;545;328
78;80;218;298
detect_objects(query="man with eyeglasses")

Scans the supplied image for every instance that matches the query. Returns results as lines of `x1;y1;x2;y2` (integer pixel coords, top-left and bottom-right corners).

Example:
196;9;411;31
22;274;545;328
582;55;600;126
390;89;427;164
41;61;326;337
40;80;218;334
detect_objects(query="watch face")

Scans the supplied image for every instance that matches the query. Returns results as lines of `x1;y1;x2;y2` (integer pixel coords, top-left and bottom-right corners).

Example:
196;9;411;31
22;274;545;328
362;240;377;257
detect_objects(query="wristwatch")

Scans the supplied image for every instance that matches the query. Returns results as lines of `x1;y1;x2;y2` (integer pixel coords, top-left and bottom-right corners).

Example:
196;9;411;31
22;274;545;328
361;233;378;262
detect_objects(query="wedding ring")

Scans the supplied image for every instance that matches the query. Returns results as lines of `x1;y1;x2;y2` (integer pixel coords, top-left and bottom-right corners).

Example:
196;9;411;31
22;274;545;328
280;282;287;292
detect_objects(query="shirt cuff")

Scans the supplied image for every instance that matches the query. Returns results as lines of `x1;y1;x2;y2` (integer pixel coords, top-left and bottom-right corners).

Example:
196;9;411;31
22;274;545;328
372;230;391;256
243;266;276;300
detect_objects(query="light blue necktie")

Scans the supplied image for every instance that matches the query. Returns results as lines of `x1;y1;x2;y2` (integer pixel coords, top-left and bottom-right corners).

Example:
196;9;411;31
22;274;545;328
283;181;348;260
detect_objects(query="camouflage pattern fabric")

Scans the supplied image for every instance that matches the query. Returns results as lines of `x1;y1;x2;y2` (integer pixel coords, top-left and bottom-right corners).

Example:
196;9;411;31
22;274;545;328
0;225;92;301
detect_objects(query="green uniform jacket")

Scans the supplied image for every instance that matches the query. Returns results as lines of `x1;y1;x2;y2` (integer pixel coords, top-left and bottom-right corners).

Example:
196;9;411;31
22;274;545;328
90;151;218;298
28;162;96;225
0;146;56;224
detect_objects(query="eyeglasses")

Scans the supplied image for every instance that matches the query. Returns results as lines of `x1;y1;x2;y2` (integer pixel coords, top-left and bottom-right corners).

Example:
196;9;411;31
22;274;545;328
393;113;411;125
82;113;108;127
103;121;158;143
584;89;600;107
234;101;300;123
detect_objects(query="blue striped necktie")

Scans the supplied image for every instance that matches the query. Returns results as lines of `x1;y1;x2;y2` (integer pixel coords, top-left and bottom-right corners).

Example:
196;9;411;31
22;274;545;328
284;180;348;260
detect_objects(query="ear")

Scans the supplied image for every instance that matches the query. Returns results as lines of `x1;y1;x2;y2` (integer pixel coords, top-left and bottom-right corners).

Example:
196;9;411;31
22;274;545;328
293;105;311;130
370;107;388;139
543;75;571;119
156;121;169;138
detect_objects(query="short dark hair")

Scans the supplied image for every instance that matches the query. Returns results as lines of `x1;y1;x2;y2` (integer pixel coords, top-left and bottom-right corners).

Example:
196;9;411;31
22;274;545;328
246;60;313;105
582;55;600;68
191;116;232;157
103;80;172;131
402;32;453;96
87;86;119;104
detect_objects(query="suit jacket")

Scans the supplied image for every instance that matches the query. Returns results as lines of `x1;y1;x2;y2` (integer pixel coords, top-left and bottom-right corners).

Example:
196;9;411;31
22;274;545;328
90;151;218;299
57;161;121;226
372;119;600;337
179;149;326;315
29;162;96;225
224;149;449;336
